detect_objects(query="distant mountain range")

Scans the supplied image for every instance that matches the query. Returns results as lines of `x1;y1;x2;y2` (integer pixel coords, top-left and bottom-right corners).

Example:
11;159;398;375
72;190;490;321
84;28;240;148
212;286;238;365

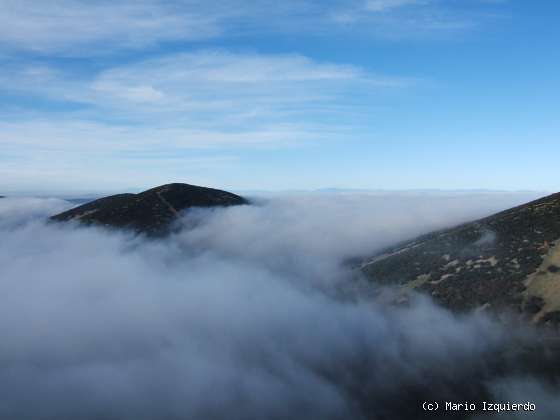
361;192;560;325
50;183;248;235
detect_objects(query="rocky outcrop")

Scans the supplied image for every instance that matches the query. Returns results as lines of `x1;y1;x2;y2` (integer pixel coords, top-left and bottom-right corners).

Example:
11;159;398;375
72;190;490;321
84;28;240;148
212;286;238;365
51;183;248;235
361;192;560;324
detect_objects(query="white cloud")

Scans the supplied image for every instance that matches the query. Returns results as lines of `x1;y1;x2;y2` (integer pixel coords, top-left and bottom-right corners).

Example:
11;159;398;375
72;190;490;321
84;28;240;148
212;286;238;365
0;117;327;192
329;0;498;37
0;0;508;54
86;51;412;123
0;192;553;419
0;197;71;229
0;49;419;192
0;119;322;152
0;0;224;53
89;51;368;106
93;83;166;103
365;0;427;12
84;51;413;129
0;51;410;171
3;51;401;112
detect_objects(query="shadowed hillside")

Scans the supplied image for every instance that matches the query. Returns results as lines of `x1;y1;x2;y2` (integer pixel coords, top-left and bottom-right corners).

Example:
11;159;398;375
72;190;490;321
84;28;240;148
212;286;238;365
51;183;248;235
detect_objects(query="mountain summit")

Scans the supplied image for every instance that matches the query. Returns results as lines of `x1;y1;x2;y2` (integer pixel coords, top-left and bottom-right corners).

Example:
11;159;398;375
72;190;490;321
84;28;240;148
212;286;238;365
361;192;560;324
51;183;248;235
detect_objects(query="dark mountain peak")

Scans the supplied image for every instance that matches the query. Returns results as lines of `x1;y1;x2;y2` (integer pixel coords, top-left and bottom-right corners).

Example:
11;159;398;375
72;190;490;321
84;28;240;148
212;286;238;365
50;183;248;235
361;192;560;324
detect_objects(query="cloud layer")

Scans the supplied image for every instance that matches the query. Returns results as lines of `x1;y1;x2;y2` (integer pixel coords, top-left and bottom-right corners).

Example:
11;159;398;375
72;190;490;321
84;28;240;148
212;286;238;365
0;0;503;54
0;191;557;419
0;49;410;191
0;1;514;193
0;0;223;53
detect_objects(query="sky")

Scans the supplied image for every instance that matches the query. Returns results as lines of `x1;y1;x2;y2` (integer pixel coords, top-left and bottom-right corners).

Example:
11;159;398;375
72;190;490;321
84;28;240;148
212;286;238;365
1;0;559;194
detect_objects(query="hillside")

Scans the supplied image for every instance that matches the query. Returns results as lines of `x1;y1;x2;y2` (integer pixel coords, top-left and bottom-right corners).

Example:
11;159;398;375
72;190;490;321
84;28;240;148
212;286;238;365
51;183;248;235
361;192;560;324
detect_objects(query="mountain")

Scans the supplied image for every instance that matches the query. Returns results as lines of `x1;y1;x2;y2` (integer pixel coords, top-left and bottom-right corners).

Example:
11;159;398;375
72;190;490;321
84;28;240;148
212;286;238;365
51;183;248;235
361;192;560;324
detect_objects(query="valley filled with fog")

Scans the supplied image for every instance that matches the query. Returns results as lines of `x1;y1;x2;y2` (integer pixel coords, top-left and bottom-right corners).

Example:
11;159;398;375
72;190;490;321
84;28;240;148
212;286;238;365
1;192;558;420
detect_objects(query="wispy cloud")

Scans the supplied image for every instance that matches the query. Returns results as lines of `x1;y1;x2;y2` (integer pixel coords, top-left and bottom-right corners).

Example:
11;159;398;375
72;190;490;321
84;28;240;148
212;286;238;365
0;116;340;191
0;0;224;53
328;0;509;37
86;51;406;112
365;0;428;13
89;51;365;106
0;1;514;191
2;50;412;136
0;48;418;190
0;0;509;54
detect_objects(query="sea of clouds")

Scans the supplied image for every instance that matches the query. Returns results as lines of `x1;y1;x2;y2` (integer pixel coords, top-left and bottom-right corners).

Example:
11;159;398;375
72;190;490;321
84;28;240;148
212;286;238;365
0;192;558;420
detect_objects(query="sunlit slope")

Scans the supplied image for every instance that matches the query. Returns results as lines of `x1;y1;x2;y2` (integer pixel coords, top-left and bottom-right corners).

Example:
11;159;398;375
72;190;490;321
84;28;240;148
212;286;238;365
362;192;560;324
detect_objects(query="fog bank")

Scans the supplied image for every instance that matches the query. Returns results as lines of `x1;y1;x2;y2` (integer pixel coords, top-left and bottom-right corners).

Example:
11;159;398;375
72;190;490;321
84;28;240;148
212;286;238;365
0;191;556;419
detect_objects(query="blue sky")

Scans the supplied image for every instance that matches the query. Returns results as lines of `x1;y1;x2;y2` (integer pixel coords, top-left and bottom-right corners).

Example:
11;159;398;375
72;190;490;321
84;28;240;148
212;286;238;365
1;0;559;193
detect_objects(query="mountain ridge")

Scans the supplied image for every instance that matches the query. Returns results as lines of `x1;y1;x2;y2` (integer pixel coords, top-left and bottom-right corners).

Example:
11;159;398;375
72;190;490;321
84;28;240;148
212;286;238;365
361;191;560;325
50;183;248;235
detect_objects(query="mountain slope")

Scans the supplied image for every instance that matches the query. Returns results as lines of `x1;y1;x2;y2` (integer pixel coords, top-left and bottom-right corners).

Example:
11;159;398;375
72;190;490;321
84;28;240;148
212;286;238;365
51;183;248;235
361;192;560;324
